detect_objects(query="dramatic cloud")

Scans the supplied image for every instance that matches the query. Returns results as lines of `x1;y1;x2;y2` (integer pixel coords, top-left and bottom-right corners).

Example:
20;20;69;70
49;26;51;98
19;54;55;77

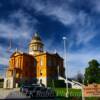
19;0;99;46
0;0;100;77
91;0;100;13
20;0;77;25
0;10;38;39
68;49;100;77
0;9;38;73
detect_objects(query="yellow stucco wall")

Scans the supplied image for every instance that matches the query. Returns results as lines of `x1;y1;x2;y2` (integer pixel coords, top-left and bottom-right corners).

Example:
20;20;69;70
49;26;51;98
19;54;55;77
6;52;65;84
6;52;35;79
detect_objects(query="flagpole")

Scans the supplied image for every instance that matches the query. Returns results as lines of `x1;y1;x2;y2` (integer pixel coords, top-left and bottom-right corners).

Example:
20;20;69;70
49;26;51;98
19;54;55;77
62;36;68;97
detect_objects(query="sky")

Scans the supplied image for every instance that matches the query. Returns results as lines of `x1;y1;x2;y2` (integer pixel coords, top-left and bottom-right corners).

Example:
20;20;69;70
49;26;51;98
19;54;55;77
0;0;100;78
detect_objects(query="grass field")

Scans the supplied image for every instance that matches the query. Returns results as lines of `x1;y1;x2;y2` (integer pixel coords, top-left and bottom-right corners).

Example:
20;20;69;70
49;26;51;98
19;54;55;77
53;88;100;100
53;88;82;97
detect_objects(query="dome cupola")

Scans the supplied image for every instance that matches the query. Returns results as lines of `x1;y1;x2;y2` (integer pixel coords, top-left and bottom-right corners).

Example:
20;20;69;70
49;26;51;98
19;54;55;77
29;33;44;55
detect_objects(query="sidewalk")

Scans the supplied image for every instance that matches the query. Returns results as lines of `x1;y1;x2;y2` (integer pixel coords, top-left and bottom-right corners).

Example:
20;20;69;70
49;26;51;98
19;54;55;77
0;88;28;99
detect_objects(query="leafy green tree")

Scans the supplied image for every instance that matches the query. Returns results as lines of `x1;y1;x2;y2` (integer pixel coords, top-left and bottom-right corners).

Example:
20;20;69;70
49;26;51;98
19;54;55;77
84;59;100;85
76;72;84;83
71;72;84;83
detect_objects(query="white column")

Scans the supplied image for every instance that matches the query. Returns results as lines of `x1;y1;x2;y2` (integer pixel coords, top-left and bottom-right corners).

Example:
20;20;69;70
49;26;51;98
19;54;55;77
82;79;85;100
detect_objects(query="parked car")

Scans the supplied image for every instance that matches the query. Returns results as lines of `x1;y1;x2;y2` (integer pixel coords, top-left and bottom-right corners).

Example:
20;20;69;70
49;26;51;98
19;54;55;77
29;86;43;98
20;84;41;95
25;86;37;96
20;85;31;93
46;88;56;97
25;84;41;96
35;87;48;97
29;87;56;98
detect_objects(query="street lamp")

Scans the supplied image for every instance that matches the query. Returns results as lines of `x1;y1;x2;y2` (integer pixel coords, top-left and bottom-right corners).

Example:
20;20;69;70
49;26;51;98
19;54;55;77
62;36;68;97
82;77;85;100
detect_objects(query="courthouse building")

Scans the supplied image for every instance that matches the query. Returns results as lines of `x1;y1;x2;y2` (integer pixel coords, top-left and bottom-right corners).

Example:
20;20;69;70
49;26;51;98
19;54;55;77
4;33;65;88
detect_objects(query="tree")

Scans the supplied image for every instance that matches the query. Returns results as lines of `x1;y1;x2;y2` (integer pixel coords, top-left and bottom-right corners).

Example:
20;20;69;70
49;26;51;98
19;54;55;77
71;72;84;83
84;59;100;85
76;72;84;83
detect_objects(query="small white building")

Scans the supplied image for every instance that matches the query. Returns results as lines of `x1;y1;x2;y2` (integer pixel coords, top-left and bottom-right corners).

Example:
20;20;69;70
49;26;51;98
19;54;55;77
58;76;82;89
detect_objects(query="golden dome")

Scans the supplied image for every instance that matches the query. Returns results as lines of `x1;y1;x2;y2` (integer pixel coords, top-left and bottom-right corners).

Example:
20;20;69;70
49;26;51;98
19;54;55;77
30;33;43;45
29;33;44;55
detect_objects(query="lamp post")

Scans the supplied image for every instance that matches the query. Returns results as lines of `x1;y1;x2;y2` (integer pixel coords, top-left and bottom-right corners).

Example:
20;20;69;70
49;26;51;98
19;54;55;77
82;78;85;100
62;36;68;97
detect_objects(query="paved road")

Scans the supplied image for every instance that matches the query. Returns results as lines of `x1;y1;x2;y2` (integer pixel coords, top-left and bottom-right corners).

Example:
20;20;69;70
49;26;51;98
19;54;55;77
0;88;67;100
0;88;28;99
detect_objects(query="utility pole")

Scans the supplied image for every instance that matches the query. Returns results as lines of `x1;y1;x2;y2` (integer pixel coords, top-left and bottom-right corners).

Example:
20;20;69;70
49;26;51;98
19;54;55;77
62;36;68;97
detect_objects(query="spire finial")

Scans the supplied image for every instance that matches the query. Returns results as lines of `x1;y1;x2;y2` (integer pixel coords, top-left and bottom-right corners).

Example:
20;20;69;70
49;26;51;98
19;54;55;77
15;48;18;52
54;49;57;53
34;32;38;37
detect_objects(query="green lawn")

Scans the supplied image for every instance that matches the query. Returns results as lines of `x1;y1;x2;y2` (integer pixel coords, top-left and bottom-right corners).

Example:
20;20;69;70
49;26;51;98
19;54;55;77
69;88;82;97
53;88;100;100
53;88;82;97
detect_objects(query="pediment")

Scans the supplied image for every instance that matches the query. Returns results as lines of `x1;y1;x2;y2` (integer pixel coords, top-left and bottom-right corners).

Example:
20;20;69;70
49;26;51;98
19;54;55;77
10;52;21;58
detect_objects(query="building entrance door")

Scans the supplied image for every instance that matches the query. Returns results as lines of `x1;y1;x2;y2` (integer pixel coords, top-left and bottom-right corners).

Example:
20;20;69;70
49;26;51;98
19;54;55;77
6;80;10;88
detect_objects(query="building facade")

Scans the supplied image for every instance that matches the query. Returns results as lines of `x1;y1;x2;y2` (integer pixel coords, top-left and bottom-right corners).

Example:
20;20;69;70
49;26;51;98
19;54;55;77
4;33;65;88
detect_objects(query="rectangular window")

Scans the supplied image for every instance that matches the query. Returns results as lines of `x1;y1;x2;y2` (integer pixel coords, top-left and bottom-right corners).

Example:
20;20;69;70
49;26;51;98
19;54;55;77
40;58;43;66
34;60;36;67
15;58;18;68
48;59;52;67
